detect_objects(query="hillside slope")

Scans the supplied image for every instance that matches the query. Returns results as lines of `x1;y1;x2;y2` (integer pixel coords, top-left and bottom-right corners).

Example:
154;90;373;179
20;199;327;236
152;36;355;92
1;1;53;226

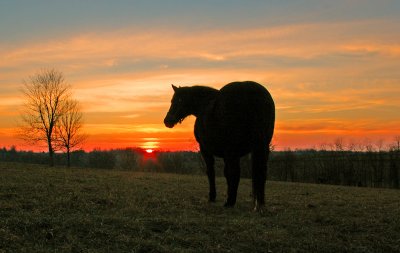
0;162;399;252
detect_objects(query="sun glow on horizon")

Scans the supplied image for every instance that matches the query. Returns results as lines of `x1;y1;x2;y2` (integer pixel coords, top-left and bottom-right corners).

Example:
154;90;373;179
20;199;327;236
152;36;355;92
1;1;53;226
140;138;160;148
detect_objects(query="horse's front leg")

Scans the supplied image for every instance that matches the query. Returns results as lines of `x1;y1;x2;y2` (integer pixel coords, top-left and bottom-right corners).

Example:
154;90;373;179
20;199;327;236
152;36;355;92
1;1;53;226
201;149;216;202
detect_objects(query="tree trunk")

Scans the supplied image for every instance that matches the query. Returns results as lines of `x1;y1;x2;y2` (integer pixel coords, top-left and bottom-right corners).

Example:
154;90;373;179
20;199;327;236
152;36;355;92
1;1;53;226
48;140;54;167
67;147;71;168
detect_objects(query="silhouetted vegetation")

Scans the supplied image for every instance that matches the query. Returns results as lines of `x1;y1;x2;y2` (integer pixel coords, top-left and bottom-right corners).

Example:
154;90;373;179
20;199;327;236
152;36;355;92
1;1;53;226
268;149;399;189
54;98;86;167
19;69;85;167
1;144;399;189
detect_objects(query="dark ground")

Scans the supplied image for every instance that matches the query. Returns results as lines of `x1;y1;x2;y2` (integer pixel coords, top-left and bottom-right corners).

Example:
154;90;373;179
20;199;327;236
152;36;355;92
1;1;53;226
1;162;399;252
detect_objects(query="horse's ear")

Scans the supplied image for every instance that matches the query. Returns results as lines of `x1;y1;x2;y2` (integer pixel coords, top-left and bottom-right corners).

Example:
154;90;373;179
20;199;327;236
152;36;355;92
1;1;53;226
171;84;178;92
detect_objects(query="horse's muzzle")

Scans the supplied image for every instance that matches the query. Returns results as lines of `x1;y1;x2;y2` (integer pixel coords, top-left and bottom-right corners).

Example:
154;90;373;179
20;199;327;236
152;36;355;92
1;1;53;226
164;116;175;128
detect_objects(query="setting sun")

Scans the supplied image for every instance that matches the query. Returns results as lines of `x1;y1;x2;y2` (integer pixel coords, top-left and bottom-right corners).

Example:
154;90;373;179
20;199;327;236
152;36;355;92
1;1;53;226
145;149;154;154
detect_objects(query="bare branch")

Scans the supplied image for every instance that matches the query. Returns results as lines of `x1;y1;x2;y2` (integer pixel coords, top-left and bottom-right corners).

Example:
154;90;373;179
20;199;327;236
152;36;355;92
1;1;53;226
54;98;87;167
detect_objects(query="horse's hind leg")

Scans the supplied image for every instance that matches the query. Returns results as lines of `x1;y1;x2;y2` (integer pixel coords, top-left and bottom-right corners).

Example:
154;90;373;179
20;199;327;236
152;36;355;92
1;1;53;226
252;145;268;211
201;149;216;202
223;156;241;207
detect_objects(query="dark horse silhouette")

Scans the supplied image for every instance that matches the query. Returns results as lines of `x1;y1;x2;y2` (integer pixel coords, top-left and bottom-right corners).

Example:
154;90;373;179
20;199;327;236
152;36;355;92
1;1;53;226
164;81;275;210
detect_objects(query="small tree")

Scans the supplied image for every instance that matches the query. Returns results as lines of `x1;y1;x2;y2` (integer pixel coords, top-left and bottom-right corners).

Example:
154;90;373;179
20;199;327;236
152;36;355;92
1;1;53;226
393;136;400;151
334;137;345;152
55;98;86;167
20;69;70;166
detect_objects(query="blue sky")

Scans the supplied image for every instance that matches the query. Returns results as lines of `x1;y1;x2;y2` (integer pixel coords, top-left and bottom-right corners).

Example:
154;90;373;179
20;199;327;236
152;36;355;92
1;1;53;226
2;0;399;42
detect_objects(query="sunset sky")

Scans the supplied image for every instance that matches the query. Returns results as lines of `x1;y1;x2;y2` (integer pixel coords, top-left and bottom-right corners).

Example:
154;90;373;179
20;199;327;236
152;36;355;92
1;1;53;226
1;0;399;151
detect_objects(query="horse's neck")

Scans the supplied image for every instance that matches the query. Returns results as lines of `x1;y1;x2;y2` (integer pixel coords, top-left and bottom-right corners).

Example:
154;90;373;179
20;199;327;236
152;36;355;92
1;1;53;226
190;87;218;117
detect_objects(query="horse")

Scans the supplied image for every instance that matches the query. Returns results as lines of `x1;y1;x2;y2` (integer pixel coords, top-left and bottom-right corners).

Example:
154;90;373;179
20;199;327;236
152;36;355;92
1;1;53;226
164;81;275;211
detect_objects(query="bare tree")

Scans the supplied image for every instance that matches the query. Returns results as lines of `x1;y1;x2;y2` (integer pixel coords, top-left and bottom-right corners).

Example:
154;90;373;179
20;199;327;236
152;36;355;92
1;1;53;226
393;136;400;151
334;137;345;151
375;139;385;152
319;142;328;151
364;138;375;152
347;140;358;152
20;69;70;166
55;98;86;167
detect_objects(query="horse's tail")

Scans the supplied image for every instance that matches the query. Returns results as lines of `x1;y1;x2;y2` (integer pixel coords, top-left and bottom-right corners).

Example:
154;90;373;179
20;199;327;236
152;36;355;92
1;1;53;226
266;96;275;146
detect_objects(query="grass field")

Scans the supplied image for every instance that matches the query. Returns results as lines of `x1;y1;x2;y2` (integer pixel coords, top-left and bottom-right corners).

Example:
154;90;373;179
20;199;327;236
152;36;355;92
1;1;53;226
0;162;399;253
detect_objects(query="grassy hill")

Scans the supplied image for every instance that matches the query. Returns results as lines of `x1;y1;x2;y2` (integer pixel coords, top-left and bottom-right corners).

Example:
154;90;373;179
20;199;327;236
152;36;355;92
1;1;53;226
0;162;399;253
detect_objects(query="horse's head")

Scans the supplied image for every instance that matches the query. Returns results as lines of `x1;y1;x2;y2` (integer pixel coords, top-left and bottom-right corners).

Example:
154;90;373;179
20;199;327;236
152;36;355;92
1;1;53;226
164;85;192;128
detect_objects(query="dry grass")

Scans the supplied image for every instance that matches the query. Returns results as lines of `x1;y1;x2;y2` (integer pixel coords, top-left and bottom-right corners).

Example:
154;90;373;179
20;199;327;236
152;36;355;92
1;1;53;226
0;162;399;252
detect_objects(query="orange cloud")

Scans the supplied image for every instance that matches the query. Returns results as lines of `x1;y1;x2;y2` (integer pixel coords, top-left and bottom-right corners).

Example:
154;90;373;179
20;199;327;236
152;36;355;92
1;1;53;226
2;19;398;70
1;19;399;151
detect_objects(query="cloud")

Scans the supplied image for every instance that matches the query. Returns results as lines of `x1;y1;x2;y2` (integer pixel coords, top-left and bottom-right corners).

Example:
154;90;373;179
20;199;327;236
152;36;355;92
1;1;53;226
1;19;399;70
1;18;399;150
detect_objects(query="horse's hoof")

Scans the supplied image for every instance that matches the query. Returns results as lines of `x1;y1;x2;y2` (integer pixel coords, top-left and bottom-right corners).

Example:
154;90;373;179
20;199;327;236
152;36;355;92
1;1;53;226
224;202;235;208
209;194;216;202
253;206;264;213
253;199;265;212
253;204;265;213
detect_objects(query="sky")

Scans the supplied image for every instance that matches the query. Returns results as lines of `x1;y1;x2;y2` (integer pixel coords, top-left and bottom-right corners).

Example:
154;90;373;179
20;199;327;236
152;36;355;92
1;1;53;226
1;0;399;151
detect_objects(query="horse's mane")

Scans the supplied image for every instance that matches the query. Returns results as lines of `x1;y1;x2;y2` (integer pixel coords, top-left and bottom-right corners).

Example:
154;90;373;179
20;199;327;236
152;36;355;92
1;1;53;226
176;86;219;117
184;86;218;98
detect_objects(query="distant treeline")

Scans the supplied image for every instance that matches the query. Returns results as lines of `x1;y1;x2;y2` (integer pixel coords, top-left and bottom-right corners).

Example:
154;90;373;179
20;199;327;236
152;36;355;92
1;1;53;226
0;146;202;173
268;150;399;189
1;146;399;189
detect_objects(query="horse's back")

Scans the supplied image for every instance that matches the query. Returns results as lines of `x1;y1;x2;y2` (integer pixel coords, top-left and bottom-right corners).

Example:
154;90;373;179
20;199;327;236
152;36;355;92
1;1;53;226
220;81;269;97
218;81;274;126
